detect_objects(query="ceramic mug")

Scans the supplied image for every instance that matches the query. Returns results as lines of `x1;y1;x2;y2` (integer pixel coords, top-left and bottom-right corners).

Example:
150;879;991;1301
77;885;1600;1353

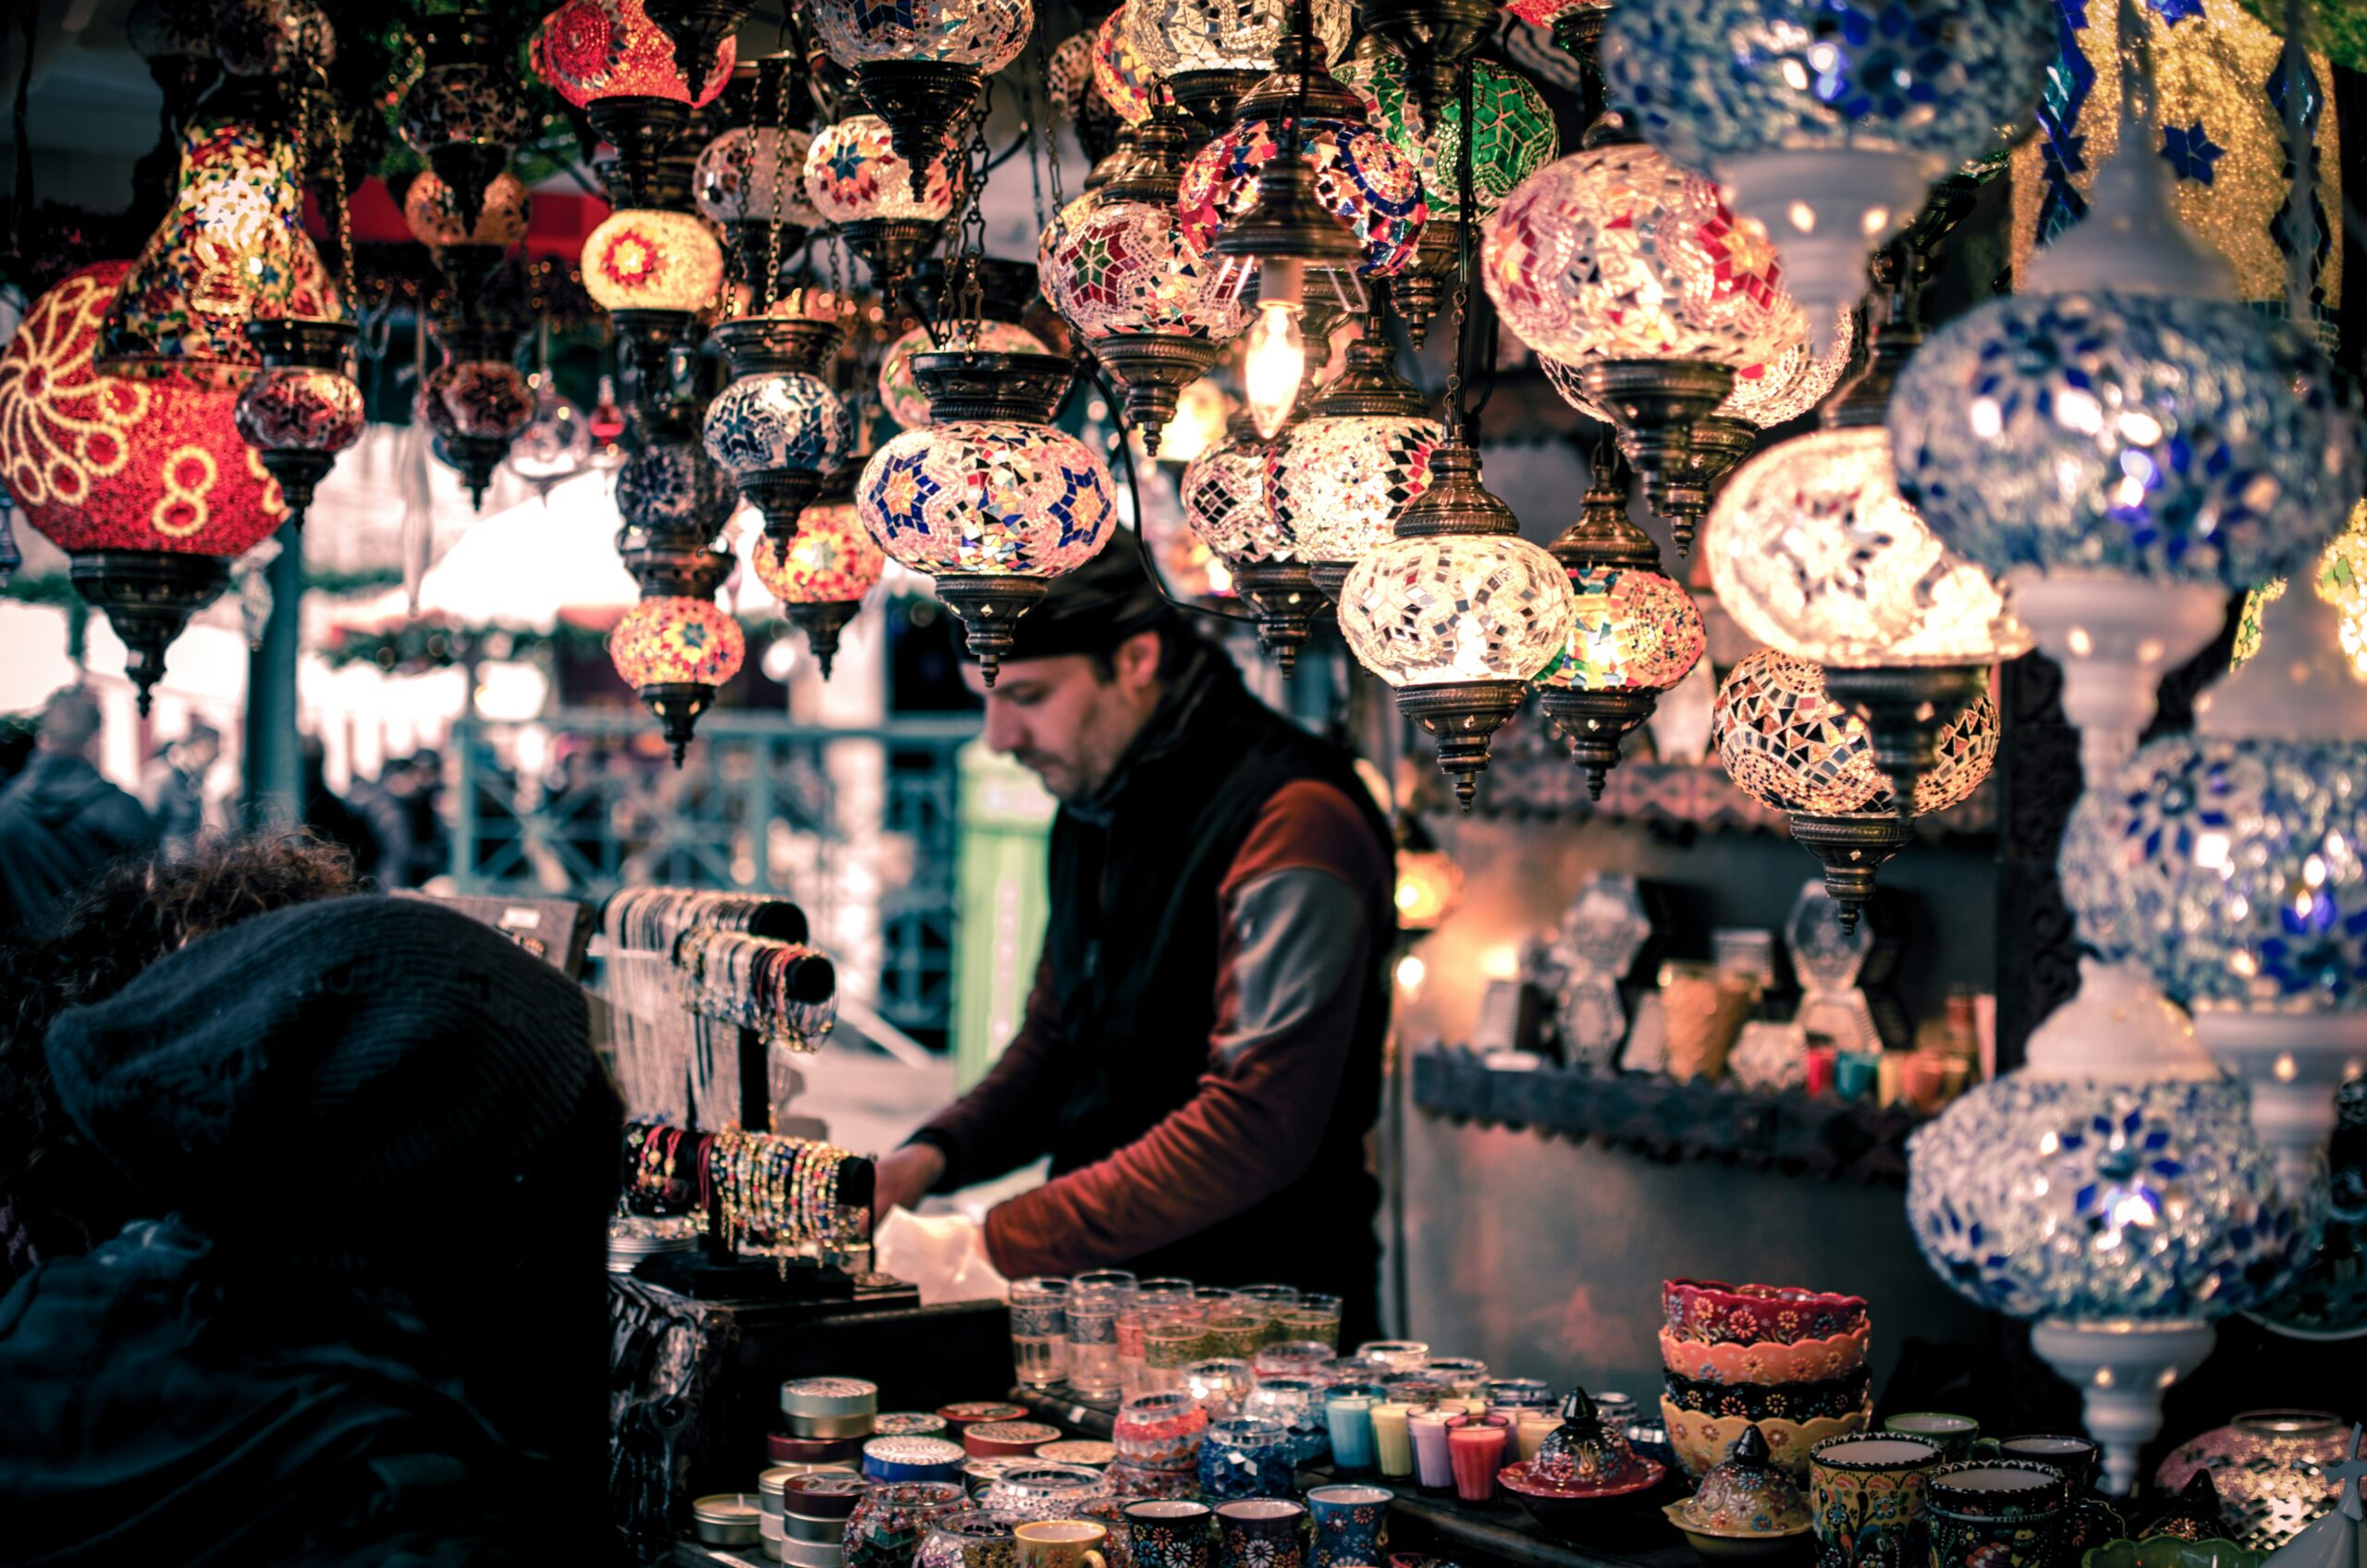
1123;1501;1214;1568
1016;1522;1110;1568
1306;1486;1390;1568
1809;1434;1947;1568
1883;1414;1994;1464
1922;1461;2067;1568
931;1518;1020;1568
1217;1500;1309;1568
1993;1437;2121;1562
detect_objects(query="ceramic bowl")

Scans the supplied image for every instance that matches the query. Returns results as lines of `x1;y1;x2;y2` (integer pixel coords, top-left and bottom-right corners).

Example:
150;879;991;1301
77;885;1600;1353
1662;1399;1870;1480
1662;1280;1870;1346
1500;1457;1666;1537
2082;1540;2265;1568
1658;1327;1871;1386
1662;1501;1815;1562
1663;1369;1872;1424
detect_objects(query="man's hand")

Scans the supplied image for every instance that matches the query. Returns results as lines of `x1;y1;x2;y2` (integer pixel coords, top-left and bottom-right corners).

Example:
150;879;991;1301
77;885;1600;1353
872;1143;947;1229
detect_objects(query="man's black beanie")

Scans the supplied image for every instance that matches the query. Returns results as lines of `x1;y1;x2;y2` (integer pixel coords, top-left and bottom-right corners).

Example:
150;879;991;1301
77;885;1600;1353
43;894;619;1261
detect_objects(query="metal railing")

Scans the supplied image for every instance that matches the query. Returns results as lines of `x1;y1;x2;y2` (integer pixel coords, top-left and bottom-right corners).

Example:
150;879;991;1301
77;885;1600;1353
449;710;980;1045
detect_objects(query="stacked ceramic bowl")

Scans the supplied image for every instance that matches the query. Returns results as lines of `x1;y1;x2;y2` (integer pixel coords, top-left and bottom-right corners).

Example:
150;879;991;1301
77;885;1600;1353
1658;1279;1871;1479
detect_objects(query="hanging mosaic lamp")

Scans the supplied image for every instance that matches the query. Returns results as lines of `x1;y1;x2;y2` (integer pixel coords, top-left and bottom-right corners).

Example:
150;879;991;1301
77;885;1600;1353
610;593;747;763
2064;556;2367;1204
1907;959;2316;1495
1481;116;1792;547
1889;18;2361;788
1185;405;1327;673
1712;649;1996;929
126;0;223;137
705;311;852;545
696;113;822;295
1603;0;2054;357
399;8;532;236
98;80;344;388
813;0;1029;201
2009;0;2344;341
1092;7;1156;129
856;349;1117;685
1537;444;1705;798
804;113;958;305
1710;216;2030;815
420;324;535;510
1271;331;1444;601
1043;101;1248;450
1338;440;1574;811
582;206;726;422
1128;0;1354;134
232;317;363;528
211;0;335;80
1505;0;1608;62
752;473;888;679
1355;0;1493;127
405;168;533;250
1334;43;1557;350
533;0;735;207
878;319;1049;431
0;261;289;713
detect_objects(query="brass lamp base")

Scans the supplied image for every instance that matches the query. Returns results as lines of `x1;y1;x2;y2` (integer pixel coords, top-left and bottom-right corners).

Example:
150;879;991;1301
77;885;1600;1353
1168;67;1268;137
784;599;864;681
69;550;231;718
1397;678;1528;813
857;58;981;202
1232;558;1327;678
1654;413;1757;557
736;469;825;546
440;433;510;512
933;571;1050;688
1576;360;1735;552
1359;0;1496;119
1538;686;1660;800
1821;663;1990;819
583;95;693;209
841;217;943;308
1093;333;1227;452
609;307;699;427
1785;810;1913;933
637;680;720;767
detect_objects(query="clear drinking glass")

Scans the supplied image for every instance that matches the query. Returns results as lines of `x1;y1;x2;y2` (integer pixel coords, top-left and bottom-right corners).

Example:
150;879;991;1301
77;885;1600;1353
1067;1272;1136;1400
1275;1293;1342;1351
1011;1277;1072;1389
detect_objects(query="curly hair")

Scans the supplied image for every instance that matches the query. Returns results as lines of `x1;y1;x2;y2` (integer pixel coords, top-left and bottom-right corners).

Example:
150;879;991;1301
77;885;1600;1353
0;829;359;1194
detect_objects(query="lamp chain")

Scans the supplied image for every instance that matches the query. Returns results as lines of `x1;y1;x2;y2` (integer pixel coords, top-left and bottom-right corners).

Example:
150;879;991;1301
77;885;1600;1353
761;55;793;317
2278;0;2315;325
1444;56;1477;443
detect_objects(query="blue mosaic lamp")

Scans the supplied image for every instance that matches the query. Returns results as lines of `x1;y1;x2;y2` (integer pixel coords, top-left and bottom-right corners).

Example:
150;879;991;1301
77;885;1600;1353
705;314;854;545
2062;558;2367;1206
1601;0;2054;354
1887;4;2361;785
1907;959;2317;1496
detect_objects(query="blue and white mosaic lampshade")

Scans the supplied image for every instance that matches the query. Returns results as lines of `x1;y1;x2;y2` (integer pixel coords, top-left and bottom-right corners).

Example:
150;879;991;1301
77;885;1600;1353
702;371;853;479
811;0;1032;69
1907;961;2317;1324
2062;737;2367;1013
1601;0;2054;172
1600;0;2054;349
1888;289;2361;588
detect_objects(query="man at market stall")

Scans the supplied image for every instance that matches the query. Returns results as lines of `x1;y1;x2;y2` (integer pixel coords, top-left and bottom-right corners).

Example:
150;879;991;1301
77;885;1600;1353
872;544;1397;1341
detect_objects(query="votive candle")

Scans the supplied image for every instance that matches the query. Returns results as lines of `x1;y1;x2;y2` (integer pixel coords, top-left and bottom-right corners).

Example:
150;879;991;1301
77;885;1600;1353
1514;1411;1559;1464
1370;1403;1415;1479
1407;1408;1455;1490
1447;1420;1507;1503
1324;1393;1378;1474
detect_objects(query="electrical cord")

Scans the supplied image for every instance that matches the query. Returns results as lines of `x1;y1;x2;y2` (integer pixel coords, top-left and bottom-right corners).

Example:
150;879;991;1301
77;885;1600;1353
1082;359;1262;627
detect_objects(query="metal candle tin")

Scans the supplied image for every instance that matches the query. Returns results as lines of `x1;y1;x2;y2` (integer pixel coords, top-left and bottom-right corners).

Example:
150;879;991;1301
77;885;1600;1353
694;1493;767;1546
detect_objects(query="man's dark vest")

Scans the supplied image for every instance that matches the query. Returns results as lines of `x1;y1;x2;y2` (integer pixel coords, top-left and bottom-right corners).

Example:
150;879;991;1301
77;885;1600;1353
1036;651;1392;1327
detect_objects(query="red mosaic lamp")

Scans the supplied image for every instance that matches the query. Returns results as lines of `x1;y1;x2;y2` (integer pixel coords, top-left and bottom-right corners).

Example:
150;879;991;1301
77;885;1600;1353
0;262;289;713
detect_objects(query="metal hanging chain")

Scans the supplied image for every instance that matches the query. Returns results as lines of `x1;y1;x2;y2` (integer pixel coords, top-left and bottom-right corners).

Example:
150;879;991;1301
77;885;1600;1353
2277;0;2317;325
1024;14;1052;239
1443;60;1477;444
1286;0;1312;168
761;55;794;316
936;102;994;344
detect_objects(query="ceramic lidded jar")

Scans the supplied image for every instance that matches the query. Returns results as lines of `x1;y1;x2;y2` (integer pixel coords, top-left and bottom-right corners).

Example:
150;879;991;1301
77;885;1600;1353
1535;1389;1643;1488
1684;1425;1812;1535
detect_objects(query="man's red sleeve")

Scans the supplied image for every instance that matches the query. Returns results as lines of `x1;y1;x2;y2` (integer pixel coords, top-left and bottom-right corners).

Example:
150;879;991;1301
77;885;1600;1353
978;779;1390;1276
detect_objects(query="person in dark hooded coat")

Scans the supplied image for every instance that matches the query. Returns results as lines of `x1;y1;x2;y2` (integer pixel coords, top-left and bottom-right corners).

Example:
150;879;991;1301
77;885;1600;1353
0;895;623;1566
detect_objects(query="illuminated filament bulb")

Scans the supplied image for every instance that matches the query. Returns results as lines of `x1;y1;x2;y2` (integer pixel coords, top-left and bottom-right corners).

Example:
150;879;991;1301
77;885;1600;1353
1244;303;1306;440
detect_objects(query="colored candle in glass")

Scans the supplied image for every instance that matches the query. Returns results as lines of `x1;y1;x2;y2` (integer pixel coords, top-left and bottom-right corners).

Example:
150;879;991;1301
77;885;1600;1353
1515;1411;1559;1464
1325;1392;1378;1474
1370;1403;1416;1478
1407;1408;1455;1490
1447;1419;1508;1503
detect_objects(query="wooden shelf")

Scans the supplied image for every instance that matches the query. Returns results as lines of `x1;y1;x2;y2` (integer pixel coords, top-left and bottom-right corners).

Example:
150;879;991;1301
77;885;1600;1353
1413;1048;1929;1187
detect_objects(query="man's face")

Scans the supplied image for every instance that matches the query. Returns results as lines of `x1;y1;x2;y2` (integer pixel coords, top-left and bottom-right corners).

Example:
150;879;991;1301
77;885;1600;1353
964;634;1162;802
181;733;220;773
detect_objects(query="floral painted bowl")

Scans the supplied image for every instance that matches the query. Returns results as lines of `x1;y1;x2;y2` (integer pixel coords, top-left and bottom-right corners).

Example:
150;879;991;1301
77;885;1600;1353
1662;1280;1869;1346
1662;1398;1870;1481
1662;1369;1871;1424
1658;1327;1870;1386
1662;1500;1815;1562
2082;1540;2264;1568
1500;1457;1666;1537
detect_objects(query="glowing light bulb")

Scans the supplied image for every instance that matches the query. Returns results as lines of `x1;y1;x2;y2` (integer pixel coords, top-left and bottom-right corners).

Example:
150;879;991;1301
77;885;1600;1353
1244;304;1305;440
